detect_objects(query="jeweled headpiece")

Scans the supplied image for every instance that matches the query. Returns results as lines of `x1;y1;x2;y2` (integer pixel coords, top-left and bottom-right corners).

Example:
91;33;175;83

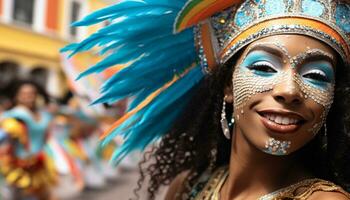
62;0;350;163
175;0;350;72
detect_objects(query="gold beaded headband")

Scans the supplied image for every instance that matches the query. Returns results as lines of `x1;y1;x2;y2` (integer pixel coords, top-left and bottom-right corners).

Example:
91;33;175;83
175;0;350;73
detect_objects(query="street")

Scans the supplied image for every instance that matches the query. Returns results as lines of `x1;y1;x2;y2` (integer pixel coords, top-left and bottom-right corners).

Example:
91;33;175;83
71;168;167;200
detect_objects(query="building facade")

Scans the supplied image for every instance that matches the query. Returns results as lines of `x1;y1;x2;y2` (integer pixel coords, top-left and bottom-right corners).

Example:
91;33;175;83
0;0;111;98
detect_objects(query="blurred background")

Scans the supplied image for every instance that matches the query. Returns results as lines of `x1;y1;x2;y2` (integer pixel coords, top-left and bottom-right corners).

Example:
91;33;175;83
0;0;161;199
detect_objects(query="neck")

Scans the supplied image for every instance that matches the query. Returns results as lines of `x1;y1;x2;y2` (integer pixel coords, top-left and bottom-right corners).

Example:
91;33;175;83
18;104;37;113
221;127;309;199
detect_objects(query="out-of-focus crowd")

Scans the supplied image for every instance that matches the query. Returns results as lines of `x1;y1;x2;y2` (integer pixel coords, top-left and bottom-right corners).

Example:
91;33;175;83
0;79;138;200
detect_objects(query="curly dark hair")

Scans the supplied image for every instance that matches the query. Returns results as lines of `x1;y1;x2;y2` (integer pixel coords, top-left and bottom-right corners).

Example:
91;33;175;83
133;53;350;199
9;79;50;105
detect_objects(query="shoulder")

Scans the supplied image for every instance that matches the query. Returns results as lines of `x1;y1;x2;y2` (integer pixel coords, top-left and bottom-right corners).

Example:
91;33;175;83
2;106;28;118
308;191;350;200
165;171;190;200
295;179;350;200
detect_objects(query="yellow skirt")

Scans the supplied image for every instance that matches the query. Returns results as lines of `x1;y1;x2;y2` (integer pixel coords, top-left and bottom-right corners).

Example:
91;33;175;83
0;152;57;194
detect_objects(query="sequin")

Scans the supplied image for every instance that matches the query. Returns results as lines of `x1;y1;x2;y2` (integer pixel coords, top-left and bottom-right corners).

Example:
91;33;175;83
234;2;254;27
302;0;325;17
265;0;286;15
335;3;350;33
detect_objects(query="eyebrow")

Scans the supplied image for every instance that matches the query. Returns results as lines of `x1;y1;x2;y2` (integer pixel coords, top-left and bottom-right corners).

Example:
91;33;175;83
245;42;289;59
292;49;336;68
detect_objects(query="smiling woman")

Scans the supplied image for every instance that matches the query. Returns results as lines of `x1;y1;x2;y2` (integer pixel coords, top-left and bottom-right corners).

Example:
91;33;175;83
62;0;350;199
158;34;350;200
229;35;336;157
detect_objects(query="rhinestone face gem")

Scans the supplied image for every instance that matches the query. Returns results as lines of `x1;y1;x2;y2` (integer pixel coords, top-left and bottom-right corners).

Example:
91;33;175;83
264;138;292;155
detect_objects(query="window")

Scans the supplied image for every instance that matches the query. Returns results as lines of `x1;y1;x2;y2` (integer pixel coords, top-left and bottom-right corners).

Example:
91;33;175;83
30;67;48;88
13;0;35;25
69;1;81;38
0;62;20;90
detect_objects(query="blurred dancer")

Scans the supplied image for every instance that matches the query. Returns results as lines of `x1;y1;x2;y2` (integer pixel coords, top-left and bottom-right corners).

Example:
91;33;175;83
0;80;56;200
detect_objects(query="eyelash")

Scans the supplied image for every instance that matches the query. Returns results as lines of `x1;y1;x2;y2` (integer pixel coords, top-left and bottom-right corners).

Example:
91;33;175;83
247;61;277;73
302;69;330;83
246;61;332;83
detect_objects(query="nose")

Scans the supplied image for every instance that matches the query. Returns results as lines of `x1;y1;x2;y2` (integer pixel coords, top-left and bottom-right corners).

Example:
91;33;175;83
272;73;304;105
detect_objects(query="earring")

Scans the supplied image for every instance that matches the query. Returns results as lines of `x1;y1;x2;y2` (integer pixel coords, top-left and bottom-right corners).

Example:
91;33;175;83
221;96;234;140
321;123;328;151
322;123;328;150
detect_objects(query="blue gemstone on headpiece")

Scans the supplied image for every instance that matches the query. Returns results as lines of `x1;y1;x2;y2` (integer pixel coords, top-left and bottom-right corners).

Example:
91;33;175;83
335;3;350;33
234;2;254;27
302;0;325;17
264;0;286;15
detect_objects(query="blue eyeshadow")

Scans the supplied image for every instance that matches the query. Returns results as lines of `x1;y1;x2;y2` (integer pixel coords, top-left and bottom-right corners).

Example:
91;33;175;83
300;60;335;88
301;61;335;81
241;50;281;69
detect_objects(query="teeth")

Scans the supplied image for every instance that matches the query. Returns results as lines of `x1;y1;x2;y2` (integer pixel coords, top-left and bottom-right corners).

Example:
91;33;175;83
275;116;282;124
282;117;289;125
264;114;299;125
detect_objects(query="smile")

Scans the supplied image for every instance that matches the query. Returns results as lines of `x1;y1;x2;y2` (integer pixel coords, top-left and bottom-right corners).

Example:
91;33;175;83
258;110;306;134
263;114;300;125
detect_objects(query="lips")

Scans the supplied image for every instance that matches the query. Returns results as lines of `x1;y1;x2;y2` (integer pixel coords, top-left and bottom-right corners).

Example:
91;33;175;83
258;110;306;134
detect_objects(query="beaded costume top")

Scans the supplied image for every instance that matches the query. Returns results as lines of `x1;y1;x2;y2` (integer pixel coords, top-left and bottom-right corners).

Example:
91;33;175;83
189;167;350;200
1;106;52;158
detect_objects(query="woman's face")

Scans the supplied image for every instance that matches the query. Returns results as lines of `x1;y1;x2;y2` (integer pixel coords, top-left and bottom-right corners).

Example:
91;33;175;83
16;84;38;109
230;34;337;156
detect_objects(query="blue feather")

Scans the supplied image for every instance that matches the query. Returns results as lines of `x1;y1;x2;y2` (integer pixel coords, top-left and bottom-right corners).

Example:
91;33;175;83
100;33;194;89
93;48;195;104
62;0;205;163
107;65;203;140
108;66;204;164
77;28;194;80
74;1;185;26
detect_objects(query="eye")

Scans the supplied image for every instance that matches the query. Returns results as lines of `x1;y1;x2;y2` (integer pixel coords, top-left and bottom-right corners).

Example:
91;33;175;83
247;61;277;73
302;69;330;83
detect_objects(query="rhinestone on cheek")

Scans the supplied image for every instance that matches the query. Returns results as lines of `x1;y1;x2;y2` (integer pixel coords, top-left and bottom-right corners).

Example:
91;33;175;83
264;137;292;155
232;66;287;109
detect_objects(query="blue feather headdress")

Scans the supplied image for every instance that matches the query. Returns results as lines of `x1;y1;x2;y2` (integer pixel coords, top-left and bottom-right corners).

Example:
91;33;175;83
62;0;350;164
61;0;211;164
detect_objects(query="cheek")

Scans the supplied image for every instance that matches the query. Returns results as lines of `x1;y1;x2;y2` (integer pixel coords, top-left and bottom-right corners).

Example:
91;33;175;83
232;68;283;109
304;100;326;136
233;94;272;152
296;74;334;136
294;74;334;110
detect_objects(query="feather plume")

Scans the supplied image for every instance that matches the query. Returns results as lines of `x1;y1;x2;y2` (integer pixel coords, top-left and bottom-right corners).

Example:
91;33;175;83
61;0;205;163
